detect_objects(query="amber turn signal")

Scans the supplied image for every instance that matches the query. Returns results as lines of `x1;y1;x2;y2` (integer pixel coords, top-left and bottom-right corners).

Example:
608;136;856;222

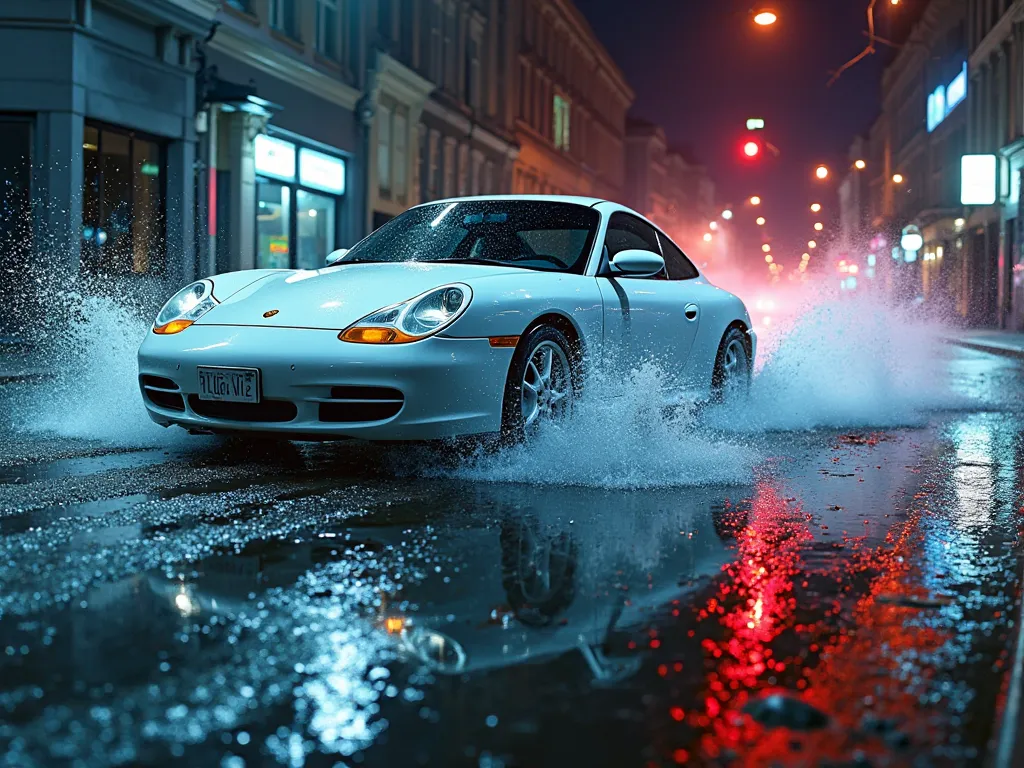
488;335;520;348
338;326;418;344
153;319;194;335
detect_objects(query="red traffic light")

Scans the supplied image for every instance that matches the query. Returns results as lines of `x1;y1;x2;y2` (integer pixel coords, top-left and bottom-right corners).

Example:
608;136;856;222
740;135;764;160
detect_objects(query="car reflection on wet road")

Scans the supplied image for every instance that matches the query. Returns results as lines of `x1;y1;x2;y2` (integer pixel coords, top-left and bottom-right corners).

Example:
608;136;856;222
0;345;1023;766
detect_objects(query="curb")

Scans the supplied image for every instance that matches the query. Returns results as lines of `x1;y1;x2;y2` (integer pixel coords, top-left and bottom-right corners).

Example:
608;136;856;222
946;339;1024;361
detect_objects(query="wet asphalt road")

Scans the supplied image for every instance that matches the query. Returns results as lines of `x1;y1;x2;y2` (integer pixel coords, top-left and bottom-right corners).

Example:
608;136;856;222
0;344;1022;767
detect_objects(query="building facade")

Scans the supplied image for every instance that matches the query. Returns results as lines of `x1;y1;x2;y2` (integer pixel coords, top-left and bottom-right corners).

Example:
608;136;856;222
968;0;1024;329
863;0;969;314
508;0;633;200
0;0;219;337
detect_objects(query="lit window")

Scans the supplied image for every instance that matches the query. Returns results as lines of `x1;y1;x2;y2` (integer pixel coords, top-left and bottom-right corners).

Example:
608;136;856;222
553;94;570;151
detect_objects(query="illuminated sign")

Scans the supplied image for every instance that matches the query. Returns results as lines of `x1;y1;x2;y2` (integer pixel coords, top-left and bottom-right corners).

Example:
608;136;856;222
927;62;967;132
961;154;997;205
746;118;765;130
254;134;296;180
299;148;345;195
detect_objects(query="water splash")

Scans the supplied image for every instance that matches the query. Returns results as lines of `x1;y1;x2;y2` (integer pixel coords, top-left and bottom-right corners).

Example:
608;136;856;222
449;362;758;489
13;291;181;447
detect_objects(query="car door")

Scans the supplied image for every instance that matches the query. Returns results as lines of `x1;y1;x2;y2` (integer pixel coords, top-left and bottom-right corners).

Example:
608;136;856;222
596;212;700;389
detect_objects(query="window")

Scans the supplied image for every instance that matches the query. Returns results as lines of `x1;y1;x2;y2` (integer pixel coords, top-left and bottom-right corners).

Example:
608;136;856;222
467;38;481;112
337;201;600;274
377;104;392;194
603;212;665;278
253;133;346;269
81;123;165;276
553;94;570;151
225;0;252;12
315;0;339;59
658;233;699;280
269;0;299;39
296;190;335;269
256;179;291;269
394;112;408;196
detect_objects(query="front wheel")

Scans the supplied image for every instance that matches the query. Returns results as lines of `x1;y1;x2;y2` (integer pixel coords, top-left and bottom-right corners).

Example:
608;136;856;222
500;325;576;444
710;327;752;404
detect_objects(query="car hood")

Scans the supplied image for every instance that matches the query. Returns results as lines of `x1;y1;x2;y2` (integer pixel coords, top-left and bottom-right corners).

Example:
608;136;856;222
196;262;520;330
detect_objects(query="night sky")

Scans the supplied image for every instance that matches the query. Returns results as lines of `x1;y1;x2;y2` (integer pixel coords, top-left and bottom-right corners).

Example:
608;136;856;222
576;0;911;269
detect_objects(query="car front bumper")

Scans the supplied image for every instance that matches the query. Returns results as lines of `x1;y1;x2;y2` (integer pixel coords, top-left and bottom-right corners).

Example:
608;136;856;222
137;325;514;440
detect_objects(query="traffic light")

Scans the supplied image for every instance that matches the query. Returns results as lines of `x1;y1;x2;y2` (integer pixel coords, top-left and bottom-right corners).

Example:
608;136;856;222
740;135;763;160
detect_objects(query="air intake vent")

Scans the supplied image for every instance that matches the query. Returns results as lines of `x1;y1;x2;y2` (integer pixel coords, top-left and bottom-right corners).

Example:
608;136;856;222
187;396;297;422
320;386;404;423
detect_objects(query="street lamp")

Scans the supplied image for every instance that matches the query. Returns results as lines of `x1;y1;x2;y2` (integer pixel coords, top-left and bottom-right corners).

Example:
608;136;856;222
815;165;829;180
722;209;733;220
761;243;771;253
703;232;713;242
892;173;904;184
814;222;824;231
854;159;867;170
765;254;774;263
750;195;762;206
756;216;766;226
808;240;817;249
810;203;822;213
753;9;778;26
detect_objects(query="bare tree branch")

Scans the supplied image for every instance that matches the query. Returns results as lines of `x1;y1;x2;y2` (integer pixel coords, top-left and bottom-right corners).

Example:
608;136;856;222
827;0;879;87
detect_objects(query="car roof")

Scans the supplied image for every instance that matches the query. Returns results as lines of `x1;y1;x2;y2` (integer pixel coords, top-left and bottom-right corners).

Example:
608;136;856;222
410;194;609;208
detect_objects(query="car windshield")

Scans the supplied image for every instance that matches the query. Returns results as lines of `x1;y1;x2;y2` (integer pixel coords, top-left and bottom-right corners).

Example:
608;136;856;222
337;200;600;274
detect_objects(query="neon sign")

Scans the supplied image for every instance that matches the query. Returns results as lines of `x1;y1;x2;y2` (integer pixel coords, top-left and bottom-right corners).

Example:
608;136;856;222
927;62;967;132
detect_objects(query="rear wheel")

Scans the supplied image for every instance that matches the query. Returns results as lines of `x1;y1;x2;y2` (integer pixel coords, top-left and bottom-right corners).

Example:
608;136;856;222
500;325;575;444
711;327;751;404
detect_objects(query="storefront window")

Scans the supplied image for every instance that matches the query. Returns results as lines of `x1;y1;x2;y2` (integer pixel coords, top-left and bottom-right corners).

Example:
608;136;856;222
253;132;345;270
256;179;291;269
297;190;335;269
81;123;165;276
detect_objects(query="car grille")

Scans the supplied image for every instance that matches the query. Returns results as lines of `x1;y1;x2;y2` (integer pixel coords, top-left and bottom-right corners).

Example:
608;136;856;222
319;386;404;423
187;395;298;423
140;375;185;412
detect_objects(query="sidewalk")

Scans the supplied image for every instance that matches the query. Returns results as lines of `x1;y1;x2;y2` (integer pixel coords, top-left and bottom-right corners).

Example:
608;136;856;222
0;338;53;384
946;330;1024;361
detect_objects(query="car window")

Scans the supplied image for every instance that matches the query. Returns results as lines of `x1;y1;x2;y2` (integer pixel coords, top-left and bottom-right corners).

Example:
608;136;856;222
658;233;700;280
338;201;600;274
604;212;666;279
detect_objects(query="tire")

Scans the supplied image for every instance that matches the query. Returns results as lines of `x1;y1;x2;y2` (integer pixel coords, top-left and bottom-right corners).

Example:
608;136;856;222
500;517;578;627
710;326;752;404
499;325;576;444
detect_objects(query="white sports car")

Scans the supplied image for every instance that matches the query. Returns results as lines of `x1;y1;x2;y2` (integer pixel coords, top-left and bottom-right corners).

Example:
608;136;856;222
138;196;754;441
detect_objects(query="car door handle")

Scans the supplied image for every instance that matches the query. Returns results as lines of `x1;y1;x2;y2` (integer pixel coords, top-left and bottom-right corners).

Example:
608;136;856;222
684;304;699;321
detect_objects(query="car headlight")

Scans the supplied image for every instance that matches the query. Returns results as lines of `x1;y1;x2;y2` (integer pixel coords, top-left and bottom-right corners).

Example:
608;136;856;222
153;280;218;335
339;283;472;344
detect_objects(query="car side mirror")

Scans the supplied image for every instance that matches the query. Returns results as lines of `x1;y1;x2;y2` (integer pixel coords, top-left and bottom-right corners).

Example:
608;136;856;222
609;249;664;277
325;248;349;267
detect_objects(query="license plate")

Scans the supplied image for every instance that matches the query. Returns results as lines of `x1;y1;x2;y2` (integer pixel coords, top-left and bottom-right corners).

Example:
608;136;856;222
197;367;260;403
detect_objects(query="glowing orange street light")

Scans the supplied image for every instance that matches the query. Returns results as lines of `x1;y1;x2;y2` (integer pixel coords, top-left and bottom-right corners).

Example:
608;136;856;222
815;165;829;180
756;216;766;226
750;195;762;206
810;203;822;213
753;9;778;26
892;173;904;184
854;159;867;170
814;222;824;231
808;240;817;249
703;232;713;242
765;254;774;263
761;243;771;253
